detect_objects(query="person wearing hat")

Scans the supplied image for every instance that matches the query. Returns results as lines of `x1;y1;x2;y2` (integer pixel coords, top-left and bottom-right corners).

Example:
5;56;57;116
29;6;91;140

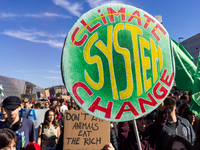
0;96;36;150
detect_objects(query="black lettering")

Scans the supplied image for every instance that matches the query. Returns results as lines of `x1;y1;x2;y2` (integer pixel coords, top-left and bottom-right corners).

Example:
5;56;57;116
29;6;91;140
71;138;76;144
91;116;97;121
66;113;80;121
96;137;101;145
72;122;78;129
82;122;87;129
66;112;72;120
76;138;80;144
93;123;99;131
91;138;95;144
83;131;88;137
84;138;89;145
87;131;92;137
82;113;89;120
78;130;83;136
66;138;72;144
87;123;91;129
77;122;81;129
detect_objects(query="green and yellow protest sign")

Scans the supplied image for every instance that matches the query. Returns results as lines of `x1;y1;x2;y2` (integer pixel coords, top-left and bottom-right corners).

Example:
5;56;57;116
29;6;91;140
62;3;175;121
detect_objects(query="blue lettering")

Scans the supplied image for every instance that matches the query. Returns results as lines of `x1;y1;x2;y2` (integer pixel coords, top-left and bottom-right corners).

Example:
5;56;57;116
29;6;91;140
26;109;36;120
19;109;26;117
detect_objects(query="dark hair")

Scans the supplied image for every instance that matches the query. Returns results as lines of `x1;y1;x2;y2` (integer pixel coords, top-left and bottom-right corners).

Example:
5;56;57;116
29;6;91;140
43;110;59;128
0;128;18;149
164;97;176;106
174;91;179;96
182;107;193;121
34;103;41;109
50;98;58;104
145;114;154;122
178;103;189;117
163;135;193;150
59;99;65;104
180;95;187;100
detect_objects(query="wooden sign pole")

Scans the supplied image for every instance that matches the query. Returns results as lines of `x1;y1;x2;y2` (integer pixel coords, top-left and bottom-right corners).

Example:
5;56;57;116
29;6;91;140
133;120;142;150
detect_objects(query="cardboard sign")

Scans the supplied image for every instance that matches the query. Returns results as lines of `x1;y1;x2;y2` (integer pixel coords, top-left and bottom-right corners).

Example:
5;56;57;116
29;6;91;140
61;3;175;121
63;110;110;150
21;94;36;101
45;90;50;98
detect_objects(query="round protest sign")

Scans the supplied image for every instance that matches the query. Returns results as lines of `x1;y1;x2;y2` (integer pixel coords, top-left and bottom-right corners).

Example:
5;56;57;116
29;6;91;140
61;3;175;122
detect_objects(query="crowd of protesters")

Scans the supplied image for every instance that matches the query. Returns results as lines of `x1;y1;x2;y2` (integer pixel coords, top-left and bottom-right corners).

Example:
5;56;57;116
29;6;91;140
0;90;200;150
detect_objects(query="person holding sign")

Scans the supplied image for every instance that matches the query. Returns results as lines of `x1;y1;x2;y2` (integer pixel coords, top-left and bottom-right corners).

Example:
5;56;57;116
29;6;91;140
37;110;60;150
118;102;167;150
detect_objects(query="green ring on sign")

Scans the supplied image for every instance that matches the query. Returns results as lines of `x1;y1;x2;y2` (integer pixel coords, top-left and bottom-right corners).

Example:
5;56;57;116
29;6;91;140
61;3;175;122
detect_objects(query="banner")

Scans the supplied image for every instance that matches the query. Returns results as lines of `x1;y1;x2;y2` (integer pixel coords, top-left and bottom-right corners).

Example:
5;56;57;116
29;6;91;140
61;3;175;121
63;110;110;150
190;54;200;117
19;108;48;129
19;108;48;139
171;38;196;91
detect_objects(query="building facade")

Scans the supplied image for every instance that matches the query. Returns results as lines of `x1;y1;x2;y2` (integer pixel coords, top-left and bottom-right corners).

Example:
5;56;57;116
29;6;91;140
181;33;200;65
0;75;43;102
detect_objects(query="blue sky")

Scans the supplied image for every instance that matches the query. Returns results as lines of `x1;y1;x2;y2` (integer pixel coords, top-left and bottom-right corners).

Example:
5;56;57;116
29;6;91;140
1;0;200;89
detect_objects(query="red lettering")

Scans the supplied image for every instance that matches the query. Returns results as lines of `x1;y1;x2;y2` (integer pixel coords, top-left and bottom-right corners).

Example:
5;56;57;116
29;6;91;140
71;27;88;46
151;23;167;41
153;82;168;100
72;82;93;105
88;97;113;119
115;101;139;119
80;20;101;33
100;14;108;24
127;10;142;26
138;93;158;113
143;14;155;29
107;7;126;23
160;69;174;87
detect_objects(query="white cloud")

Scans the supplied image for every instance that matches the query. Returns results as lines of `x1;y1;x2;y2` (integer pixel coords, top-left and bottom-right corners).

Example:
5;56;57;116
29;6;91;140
0;13;17;18
24;74;36;77
0;12;70;19
2;29;65;48
86;0;124;8
56;65;60;68
44;76;62;79
52;0;83;17
15;69;61;74
14;69;39;73
45;70;60;73
14;69;26;73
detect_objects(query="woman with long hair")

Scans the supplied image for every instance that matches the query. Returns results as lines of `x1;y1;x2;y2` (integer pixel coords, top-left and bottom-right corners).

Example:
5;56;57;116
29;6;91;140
37;110;60;150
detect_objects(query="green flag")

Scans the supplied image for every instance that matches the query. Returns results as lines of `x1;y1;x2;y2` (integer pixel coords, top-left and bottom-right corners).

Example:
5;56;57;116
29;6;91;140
170;38;196;91
190;54;200;117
